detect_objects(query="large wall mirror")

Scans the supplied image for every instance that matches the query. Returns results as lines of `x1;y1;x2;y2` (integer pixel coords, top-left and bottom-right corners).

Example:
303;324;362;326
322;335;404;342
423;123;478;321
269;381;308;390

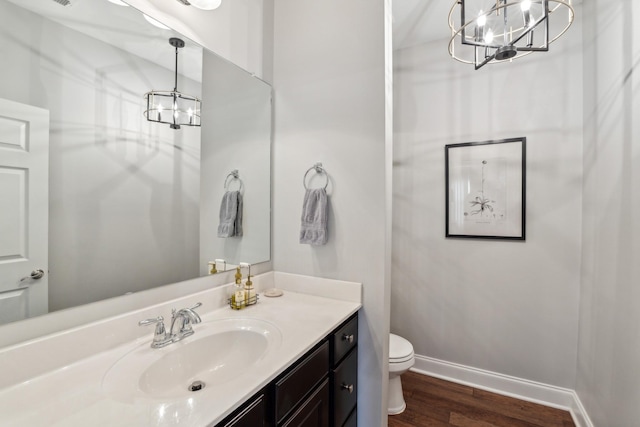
0;0;271;330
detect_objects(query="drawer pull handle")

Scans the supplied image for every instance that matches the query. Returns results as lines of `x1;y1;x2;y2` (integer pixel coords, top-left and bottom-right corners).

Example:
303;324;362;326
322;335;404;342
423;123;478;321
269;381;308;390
341;383;354;394
342;333;354;343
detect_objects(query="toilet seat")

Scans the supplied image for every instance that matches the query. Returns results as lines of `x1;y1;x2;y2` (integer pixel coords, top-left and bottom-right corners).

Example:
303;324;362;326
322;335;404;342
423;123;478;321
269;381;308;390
390;353;414;364
389;333;414;363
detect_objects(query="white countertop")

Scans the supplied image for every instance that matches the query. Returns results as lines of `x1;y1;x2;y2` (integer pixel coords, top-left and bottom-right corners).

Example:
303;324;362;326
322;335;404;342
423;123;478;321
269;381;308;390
0;272;361;427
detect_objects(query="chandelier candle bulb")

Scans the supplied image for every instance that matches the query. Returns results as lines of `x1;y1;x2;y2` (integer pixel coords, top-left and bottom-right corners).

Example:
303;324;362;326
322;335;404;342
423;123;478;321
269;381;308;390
522;0;532;27
477;11;486;27
485;29;494;45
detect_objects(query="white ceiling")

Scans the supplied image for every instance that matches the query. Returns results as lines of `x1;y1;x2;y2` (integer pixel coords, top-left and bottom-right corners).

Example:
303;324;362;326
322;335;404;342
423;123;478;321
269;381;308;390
6;0;204;82
392;0;454;51
9;0;580;72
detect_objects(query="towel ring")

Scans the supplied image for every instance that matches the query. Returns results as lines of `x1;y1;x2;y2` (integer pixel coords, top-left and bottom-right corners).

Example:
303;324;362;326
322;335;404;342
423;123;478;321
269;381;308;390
303;162;329;190
224;169;244;193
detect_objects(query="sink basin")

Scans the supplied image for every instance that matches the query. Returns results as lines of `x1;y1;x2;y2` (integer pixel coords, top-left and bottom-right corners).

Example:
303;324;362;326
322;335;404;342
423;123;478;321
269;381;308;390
102;318;282;402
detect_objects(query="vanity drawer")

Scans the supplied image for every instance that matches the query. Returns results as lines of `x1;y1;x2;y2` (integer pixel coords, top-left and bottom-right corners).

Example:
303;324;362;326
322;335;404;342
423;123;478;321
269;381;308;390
275;340;329;424
332;315;358;365
331;348;357;427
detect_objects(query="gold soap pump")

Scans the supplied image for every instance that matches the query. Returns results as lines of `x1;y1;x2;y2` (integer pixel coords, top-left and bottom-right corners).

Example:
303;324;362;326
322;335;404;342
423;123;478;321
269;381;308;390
245;275;256;305
239;262;257;306
230;266;245;310
209;259;227;275
235;266;242;284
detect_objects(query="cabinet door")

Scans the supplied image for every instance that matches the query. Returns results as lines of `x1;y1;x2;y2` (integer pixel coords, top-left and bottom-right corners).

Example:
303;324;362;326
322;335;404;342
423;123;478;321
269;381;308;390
331;348;357;427
276;341;329;423
281;379;329;427
221;393;265;427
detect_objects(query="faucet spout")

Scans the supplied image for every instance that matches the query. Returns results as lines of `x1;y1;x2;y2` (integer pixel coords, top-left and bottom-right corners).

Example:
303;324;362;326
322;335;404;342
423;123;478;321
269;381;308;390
169;303;202;341
178;307;202;324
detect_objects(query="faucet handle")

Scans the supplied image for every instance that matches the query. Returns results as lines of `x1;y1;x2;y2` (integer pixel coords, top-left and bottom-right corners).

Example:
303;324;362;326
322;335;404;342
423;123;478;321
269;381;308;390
139;315;164;327
139;316;170;348
190;302;202;310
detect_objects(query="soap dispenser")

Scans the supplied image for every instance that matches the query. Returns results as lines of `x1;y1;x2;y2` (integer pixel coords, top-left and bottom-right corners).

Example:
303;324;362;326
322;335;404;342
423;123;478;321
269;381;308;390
208;261;217;275
234;266;242;284
244;275;256;306
231;267;245;310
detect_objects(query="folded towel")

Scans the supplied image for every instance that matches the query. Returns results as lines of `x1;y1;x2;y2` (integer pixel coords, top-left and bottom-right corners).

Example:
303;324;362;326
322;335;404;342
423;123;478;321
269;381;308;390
217;191;243;238
300;188;328;245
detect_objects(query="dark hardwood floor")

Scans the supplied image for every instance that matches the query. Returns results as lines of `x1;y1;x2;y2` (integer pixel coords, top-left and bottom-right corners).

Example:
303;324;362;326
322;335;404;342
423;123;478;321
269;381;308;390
388;371;576;427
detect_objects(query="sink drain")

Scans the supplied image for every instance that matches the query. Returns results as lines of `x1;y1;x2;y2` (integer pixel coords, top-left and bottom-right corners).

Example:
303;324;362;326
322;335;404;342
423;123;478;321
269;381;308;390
188;380;205;392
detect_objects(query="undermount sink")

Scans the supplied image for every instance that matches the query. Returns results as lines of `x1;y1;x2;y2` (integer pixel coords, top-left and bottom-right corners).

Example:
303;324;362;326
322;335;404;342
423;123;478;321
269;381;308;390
102;318;282;402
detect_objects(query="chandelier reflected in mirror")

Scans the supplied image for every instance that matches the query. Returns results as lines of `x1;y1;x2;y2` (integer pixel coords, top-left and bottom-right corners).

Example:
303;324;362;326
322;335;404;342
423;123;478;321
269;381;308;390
144;38;201;130
448;0;574;70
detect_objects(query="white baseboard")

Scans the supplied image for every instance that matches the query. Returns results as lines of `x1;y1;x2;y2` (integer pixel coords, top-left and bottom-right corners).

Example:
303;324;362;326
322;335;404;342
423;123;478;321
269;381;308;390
412;354;594;427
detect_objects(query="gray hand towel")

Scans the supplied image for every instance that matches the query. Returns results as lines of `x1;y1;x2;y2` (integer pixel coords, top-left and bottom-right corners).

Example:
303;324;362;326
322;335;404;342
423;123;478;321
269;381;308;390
217;191;243;238
300;188;328;245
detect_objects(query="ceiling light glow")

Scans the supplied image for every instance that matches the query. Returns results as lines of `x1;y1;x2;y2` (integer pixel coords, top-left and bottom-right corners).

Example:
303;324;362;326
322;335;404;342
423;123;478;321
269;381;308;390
187;0;222;10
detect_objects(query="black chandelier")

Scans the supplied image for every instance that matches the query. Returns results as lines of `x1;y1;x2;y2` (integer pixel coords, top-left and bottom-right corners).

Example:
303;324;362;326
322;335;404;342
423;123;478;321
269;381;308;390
144;38;201;129
448;0;575;70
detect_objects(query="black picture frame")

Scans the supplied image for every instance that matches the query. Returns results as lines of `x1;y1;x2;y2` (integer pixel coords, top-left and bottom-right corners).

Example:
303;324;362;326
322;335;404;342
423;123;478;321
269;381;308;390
445;137;526;240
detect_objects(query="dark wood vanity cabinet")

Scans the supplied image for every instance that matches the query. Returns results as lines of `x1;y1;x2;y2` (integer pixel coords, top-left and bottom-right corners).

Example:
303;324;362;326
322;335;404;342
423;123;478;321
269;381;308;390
217;391;267;427
214;312;358;427
330;315;358;427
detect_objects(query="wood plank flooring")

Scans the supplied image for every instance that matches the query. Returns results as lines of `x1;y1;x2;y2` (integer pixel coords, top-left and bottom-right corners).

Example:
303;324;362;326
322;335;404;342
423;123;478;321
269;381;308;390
388;372;576;427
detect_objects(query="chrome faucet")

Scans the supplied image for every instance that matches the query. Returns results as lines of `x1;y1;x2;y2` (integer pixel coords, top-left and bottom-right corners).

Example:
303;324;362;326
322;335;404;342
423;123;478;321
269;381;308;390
139;302;202;348
169;303;202;342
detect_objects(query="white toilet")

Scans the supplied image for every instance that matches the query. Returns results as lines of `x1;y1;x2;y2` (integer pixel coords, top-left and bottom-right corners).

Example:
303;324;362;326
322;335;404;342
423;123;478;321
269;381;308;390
388;333;415;415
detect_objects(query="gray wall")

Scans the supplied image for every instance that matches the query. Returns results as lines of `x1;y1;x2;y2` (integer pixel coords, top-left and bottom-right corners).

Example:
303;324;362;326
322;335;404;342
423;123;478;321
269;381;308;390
391;7;584;388
271;1;391;425
577;0;640;425
0;2;202;310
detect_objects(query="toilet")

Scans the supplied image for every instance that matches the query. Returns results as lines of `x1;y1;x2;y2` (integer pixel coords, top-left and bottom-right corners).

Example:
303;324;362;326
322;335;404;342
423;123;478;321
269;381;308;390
388;333;415;415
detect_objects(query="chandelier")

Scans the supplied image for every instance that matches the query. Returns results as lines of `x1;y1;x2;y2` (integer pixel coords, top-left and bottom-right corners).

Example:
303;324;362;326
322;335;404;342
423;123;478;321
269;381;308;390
144;38;201;130
448;0;575;70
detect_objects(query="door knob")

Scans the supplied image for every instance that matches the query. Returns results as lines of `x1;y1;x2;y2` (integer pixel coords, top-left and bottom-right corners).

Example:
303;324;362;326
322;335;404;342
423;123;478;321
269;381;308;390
20;269;45;282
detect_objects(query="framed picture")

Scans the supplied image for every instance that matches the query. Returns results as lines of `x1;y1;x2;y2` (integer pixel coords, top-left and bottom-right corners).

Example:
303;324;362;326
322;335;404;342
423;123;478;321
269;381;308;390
445;137;526;240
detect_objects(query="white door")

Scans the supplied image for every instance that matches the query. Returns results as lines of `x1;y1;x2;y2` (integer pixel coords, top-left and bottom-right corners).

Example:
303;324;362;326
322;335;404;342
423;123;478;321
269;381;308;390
0;98;49;325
